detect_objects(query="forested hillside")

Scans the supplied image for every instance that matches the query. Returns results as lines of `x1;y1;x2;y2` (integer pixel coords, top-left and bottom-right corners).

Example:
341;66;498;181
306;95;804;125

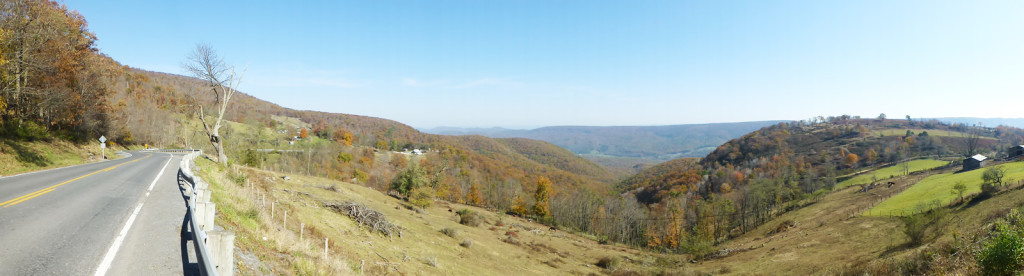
11;2;1024;274
1;0;119;140
0;0;621;230
623;115;1024;255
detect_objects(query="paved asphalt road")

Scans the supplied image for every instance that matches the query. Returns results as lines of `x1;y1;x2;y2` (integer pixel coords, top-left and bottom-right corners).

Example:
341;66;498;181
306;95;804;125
0;151;191;275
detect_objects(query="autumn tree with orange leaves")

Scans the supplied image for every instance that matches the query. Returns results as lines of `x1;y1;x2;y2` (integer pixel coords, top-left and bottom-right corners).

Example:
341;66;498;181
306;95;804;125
1;0;116;138
466;183;485;206
845;153;859;167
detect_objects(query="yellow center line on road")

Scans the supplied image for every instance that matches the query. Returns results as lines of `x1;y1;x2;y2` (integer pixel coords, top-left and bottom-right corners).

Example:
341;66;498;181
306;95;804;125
0;154;153;208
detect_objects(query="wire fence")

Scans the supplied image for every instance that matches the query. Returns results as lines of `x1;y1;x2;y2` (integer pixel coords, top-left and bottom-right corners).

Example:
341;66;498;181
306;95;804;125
851;178;1024;219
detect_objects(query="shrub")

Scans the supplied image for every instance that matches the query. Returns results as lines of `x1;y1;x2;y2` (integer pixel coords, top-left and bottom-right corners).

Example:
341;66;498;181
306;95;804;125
902;209;946;247
242;207;260;220
409;186;435;208
354;169;369;183
460;239;473;248
768;219;795;235
457;209;482;227
425;256;438;267
981;182;1000;198
230;171;247;185
240;149;263;167
336;152;353;163
596;256;620;270
683;235;714;260
440;227;459;238
979;222;1024;275
390;164;427;196
503;236;521;246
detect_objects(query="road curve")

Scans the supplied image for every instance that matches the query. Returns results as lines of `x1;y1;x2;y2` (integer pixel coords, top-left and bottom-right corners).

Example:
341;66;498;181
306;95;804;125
0;151;187;275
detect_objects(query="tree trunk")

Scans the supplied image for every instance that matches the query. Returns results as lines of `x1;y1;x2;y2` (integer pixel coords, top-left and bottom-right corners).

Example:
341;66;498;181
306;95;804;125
199;105;229;165
212;135;227;164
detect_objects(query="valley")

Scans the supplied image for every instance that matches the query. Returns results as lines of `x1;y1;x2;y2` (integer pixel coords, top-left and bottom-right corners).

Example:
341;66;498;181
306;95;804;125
3;1;1024;275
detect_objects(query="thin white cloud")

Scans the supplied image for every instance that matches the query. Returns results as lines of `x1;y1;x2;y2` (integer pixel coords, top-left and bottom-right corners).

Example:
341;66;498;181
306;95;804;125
453;78;522;89
400;77;450;88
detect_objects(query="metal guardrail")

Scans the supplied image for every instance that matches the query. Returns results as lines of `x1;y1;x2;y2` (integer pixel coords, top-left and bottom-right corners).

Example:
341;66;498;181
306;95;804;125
171;149;232;276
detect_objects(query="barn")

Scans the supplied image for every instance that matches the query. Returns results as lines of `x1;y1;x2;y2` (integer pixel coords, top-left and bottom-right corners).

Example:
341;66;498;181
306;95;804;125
963;154;987;171
1012;145;1024;158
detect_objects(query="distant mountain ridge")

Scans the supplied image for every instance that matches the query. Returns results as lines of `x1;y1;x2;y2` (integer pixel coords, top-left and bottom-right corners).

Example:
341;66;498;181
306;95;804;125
424;121;786;160
932;117;1024;129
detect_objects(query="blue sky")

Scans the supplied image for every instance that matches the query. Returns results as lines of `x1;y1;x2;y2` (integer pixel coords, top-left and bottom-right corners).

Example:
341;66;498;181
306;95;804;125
67;1;1024;129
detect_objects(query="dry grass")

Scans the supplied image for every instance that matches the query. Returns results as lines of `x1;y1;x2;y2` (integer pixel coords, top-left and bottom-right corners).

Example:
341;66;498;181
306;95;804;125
185;147;1024;275
691;172;921;274
690;163;1024;275
195;157;663;275
195;148;1024;275
0;139;114;175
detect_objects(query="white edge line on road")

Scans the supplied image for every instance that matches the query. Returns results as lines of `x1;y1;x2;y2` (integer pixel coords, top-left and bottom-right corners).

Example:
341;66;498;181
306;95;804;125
0;152;135;179
93;153;172;276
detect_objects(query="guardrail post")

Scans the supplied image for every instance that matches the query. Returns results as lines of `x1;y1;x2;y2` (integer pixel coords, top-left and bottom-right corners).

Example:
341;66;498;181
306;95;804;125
197;202;216;231
208;230;235;276
176;149;231;276
201;189;212;203
197;189;208;203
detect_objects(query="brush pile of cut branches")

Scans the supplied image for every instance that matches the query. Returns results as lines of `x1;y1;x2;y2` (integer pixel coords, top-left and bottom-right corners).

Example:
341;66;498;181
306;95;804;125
324;201;400;239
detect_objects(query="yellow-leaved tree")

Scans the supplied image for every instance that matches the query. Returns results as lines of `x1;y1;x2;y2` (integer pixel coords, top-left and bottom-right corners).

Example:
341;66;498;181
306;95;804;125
466;183;485;206
511;195;528;216
533;176;552;218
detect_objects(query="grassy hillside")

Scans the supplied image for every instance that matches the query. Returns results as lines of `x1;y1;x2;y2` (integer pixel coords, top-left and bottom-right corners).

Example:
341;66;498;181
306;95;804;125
196;158;696;275
0;139;104;176
617;116;1024;261
835;159;950;189
874;128;997;140
0;122;130;176
869;161;1024;215
690;164;1024;275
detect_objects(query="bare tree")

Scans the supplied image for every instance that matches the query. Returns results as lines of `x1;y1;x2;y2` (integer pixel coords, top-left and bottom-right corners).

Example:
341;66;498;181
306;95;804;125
962;124;982;157
183;44;245;165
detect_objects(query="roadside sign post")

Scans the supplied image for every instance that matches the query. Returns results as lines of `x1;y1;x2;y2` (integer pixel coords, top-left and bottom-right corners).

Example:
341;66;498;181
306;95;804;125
99;136;107;159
